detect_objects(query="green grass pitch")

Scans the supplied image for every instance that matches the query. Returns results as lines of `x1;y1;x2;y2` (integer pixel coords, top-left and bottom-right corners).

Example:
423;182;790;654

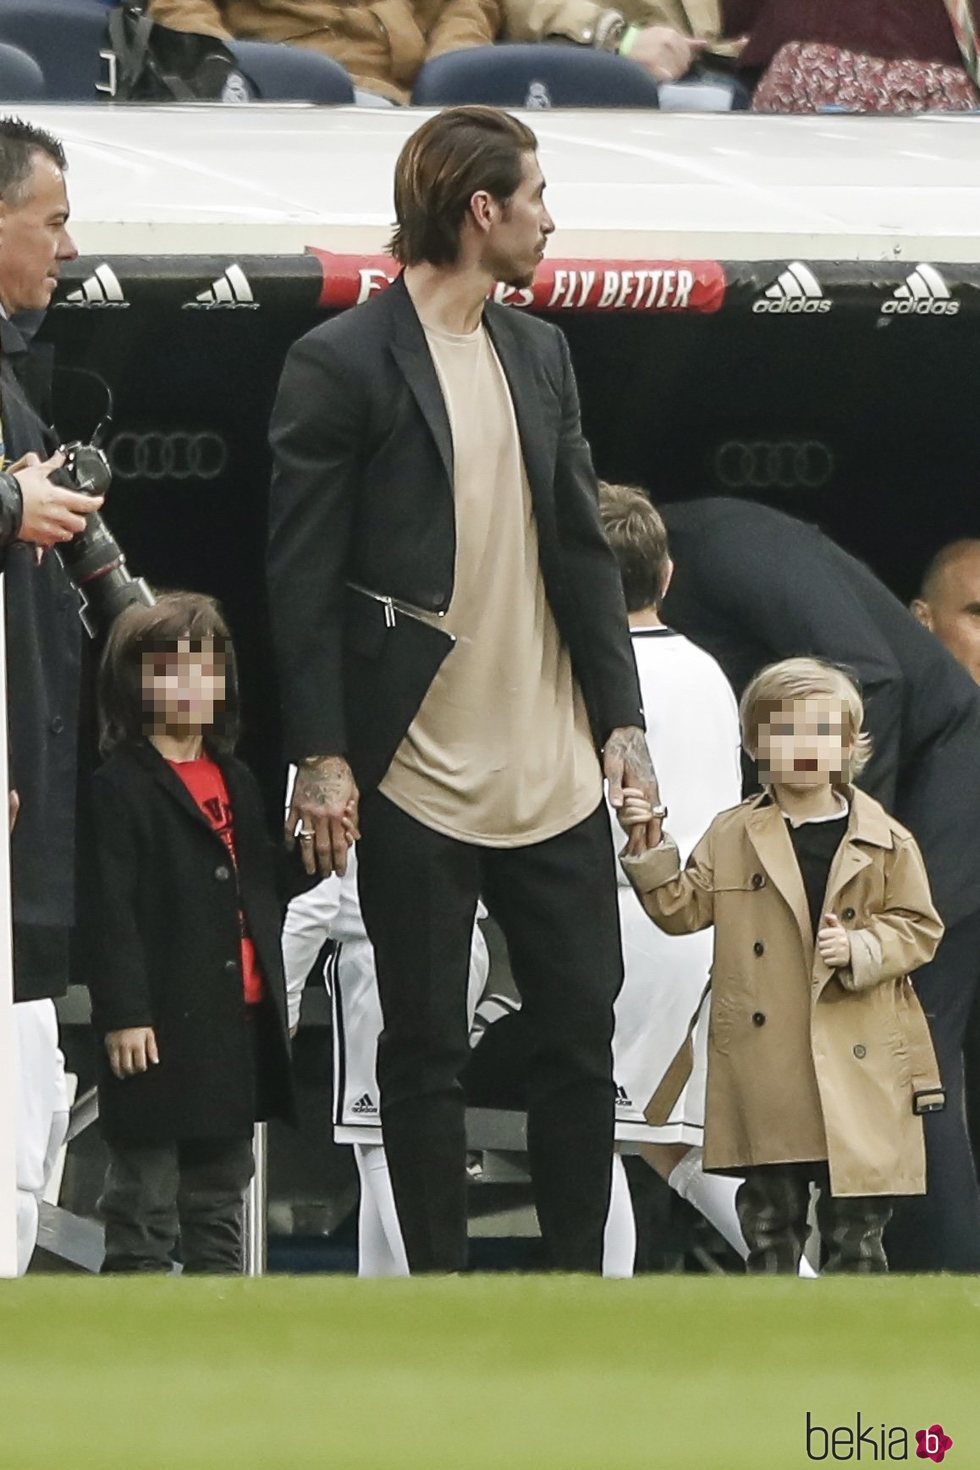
1;1276;977;1469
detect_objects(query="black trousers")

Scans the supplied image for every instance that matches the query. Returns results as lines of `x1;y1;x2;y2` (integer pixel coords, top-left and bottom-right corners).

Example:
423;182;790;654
357;791;623;1274
736;1163;892;1274
99;1137;254;1274
886;910;980;1272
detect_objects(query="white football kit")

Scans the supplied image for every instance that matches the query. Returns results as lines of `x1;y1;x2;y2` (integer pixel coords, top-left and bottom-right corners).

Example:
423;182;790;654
610;627;742;1145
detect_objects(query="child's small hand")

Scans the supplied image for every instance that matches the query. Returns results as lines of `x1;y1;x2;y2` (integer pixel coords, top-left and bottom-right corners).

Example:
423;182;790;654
342;797;360;847
817;913;851;968
619;787;663;857
105;1027;159;1080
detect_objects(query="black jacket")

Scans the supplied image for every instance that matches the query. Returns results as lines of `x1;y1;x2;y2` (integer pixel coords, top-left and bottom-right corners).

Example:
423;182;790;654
661;497;980;930
267;275;643;790
87;740;296;1145
1;315;83;999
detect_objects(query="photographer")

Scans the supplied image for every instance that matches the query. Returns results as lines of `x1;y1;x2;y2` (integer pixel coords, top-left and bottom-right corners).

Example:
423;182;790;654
0;118;105;1273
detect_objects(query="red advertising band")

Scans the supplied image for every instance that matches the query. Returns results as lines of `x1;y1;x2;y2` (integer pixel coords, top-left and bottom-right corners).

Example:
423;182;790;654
308;249;727;315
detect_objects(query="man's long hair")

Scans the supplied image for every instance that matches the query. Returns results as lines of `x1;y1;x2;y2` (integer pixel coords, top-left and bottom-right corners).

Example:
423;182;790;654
388;106;537;268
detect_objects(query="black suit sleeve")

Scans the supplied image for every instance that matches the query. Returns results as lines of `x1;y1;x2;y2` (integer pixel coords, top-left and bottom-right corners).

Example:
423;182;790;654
267;334;366;762
691;515;904;807
87;772;154;1036
552;329;644;741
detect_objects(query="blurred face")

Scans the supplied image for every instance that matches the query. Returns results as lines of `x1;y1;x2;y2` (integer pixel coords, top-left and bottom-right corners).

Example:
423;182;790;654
141;638;227;738
479;151;554;289
756;697;850;787
0;151;77;315
912;548;980;685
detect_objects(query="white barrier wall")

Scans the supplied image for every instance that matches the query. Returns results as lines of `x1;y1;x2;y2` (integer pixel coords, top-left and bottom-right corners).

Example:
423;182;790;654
0;587;18;1277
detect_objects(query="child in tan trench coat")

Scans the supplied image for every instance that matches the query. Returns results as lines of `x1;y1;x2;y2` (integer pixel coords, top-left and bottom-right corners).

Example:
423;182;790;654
618;657;945;1273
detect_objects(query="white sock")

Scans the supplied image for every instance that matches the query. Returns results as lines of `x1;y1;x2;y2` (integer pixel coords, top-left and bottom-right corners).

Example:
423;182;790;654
668;1146;748;1258
353;1143;409;1278
603;1154;636;1278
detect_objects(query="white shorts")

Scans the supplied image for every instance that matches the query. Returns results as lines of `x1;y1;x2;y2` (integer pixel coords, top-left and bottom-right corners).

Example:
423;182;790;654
331;929;491;1146
613;891;711;1147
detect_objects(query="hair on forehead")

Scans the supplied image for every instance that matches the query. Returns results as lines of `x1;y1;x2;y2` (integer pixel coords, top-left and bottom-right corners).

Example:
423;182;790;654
919;538;980;602
0;116;66;205
739;656;872;777
98;590;239;756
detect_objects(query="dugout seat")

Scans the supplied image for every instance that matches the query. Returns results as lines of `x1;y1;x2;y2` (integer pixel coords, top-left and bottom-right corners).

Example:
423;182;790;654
411;43;662;108
227;41;355;103
0;0;112;99
0;43;45;101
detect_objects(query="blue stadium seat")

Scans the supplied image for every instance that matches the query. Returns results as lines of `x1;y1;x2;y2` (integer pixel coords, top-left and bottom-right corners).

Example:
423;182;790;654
228;41;355;103
0;0;110;99
0;42;46;101
411;44;661;108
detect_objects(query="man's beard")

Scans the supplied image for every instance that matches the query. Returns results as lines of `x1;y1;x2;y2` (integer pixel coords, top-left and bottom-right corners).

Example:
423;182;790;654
486;247;538;292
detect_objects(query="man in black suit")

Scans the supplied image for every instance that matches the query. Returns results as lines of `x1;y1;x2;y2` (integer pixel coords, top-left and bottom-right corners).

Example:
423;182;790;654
268;107;657;1273
658;495;980;1272
0;117;106;1273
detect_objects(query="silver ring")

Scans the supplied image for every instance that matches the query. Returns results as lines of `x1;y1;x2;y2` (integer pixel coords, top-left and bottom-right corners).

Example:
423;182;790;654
297;828;315;840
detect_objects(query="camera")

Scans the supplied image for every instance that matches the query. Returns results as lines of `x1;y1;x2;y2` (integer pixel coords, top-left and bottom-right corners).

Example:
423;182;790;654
56;440;155;637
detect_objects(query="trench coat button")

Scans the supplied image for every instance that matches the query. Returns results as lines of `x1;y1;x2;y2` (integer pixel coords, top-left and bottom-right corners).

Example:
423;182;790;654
842;907;856;921
224;959;238;976
753;941;765;956
751;873;764;889
214;864;231;882
752;1011;766;1026
49;715;64;735
853;1043;866;1059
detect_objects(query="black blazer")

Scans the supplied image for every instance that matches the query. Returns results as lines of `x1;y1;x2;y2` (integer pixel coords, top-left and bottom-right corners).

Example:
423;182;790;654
87;740;296;1145
1;315;83;999
267;275;643;790
661;497;980;931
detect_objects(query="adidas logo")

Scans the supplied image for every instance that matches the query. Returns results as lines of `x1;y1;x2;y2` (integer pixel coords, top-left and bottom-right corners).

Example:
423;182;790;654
57;263;128;309
881;263;959;317
752;261;830;316
350;1093;378;1117
183;263;258;311
614;1084;632;1108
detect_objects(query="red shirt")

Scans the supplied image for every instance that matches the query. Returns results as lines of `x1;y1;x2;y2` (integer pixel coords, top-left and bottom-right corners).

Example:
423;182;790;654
167;755;265;1005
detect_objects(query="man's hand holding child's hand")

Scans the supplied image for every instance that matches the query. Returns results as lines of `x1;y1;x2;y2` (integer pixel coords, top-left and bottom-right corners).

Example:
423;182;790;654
618;786;664;856
106;1027;159;1080
817;913;851;968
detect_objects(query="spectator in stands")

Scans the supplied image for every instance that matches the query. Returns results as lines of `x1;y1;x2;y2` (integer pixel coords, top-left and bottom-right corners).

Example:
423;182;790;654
733;0;980;113
501;0;734;81
148;0;501;103
506;0;980;110
0;117;106;1276
911;540;980;686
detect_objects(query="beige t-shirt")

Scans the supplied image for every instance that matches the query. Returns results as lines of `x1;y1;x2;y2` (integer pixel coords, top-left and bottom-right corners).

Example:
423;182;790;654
379;321;601;846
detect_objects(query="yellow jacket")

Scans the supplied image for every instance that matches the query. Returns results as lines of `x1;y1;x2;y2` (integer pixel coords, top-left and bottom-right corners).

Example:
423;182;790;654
149;0;501;102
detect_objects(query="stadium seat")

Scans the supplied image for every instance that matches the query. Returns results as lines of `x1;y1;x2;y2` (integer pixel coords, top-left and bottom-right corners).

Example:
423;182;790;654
411;44;661;108
228;41;355;103
0;0;111;99
0;42;45;101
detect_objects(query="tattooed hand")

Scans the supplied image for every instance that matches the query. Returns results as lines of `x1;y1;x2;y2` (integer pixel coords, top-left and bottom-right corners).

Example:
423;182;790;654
603;726;662;858
287;755;360;877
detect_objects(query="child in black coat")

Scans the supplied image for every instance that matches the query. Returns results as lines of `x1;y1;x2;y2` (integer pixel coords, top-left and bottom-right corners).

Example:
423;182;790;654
88;591;296;1274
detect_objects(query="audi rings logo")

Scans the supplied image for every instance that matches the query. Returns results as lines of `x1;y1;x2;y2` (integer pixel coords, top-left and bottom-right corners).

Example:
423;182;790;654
108;431;229;483
714;440;834;492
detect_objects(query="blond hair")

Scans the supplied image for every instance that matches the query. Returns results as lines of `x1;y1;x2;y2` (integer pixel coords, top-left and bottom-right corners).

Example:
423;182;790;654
739;657;872;780
598;482;670;611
